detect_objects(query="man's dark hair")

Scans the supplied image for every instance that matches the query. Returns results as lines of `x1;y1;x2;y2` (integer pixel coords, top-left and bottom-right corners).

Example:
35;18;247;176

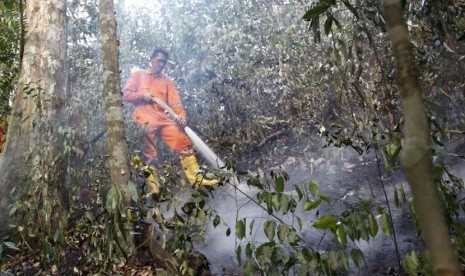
150;48;169;59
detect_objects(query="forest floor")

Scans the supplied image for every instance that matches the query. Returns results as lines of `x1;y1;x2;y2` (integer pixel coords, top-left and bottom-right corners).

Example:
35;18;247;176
1;136;464;275
197;141;416;275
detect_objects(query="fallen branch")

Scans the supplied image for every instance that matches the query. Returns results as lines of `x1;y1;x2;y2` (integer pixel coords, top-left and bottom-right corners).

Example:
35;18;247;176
256;129;286;148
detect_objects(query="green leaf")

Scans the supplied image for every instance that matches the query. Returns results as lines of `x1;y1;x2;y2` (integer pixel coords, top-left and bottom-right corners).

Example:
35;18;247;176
302;4;330;21
249;219;255;235
117;212;129;243
266;194;273;214
213;215;221;227
243;260;255;276
153;207;164;224
393;187;399;208
386;136;402;157
275;176;285;193
182;202;195;215
9;206;17;216
381;213;393;236
53;227;64;244
304;199;322;211
336;225;347;247
312;20;322;46
3;241;19;251
368;214;378;237
246;243;253;258
106;186;118;216
278;224;289;243
296;248;313;264
339;250;350;271
400;185;407;203
313;215;337;229
44;200;51;222
356;216;369;241
381;148;393;172
328;250;339;271
294;185;303;200
343;1;359;18
236;220;246;240
247;177;263;189
174;211;185;225
324;16;333;35
320;195;331;202
297;216;303;231
351;248;364;267
281;195;290;214
402;251;420;275
272;194;281;212
236;245;242;265
322;0;336;4
256;244;274;266
288;228;298;245
264;220;277;241
309;181;319;196
127;181;139;203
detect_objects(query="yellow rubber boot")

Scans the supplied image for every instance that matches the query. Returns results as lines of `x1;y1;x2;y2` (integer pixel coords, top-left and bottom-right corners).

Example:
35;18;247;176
180;155;219;187
143;165;160;195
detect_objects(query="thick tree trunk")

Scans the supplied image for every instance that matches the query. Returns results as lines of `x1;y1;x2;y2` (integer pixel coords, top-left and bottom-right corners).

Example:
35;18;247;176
383;0;461;275
0;0;68;239
98;0;135;254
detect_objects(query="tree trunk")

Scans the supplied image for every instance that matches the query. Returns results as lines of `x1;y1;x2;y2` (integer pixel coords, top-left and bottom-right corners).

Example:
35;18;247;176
98;0;181;264
98;0;135;254
0;0;69;243
383;0;461;275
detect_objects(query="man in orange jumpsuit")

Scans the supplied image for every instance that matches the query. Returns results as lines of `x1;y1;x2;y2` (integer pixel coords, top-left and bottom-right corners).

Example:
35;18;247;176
123;48;217;194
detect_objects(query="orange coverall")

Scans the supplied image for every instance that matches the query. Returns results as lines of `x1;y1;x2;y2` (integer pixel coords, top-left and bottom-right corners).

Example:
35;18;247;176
123;69;192;164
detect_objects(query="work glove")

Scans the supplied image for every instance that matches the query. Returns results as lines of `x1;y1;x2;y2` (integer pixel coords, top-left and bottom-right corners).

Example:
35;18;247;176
176;116;187;127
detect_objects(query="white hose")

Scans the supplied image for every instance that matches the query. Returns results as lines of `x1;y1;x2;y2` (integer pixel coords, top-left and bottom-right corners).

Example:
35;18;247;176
151;97;239;186
184;126;225;169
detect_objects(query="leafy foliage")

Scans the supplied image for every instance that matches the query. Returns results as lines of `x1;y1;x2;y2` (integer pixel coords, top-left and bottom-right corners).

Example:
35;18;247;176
0;0;23;121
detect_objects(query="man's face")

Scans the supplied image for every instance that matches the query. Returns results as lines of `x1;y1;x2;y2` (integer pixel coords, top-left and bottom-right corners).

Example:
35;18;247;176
150;53;168;76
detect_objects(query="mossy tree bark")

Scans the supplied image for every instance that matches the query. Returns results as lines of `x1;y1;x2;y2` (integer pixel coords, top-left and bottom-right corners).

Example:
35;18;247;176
0;0;69;241
383;0;461;274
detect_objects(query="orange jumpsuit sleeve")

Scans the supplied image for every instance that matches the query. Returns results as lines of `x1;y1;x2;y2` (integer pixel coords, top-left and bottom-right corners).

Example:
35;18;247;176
166;78;186;118
122;71;144;102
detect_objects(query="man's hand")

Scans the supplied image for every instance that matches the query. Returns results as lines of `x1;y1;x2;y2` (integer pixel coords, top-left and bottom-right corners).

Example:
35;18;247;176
142;93;154;103
176;116;187;127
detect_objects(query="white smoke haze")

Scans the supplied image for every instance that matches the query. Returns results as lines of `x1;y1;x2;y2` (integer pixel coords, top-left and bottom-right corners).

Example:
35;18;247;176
145;145;405;274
